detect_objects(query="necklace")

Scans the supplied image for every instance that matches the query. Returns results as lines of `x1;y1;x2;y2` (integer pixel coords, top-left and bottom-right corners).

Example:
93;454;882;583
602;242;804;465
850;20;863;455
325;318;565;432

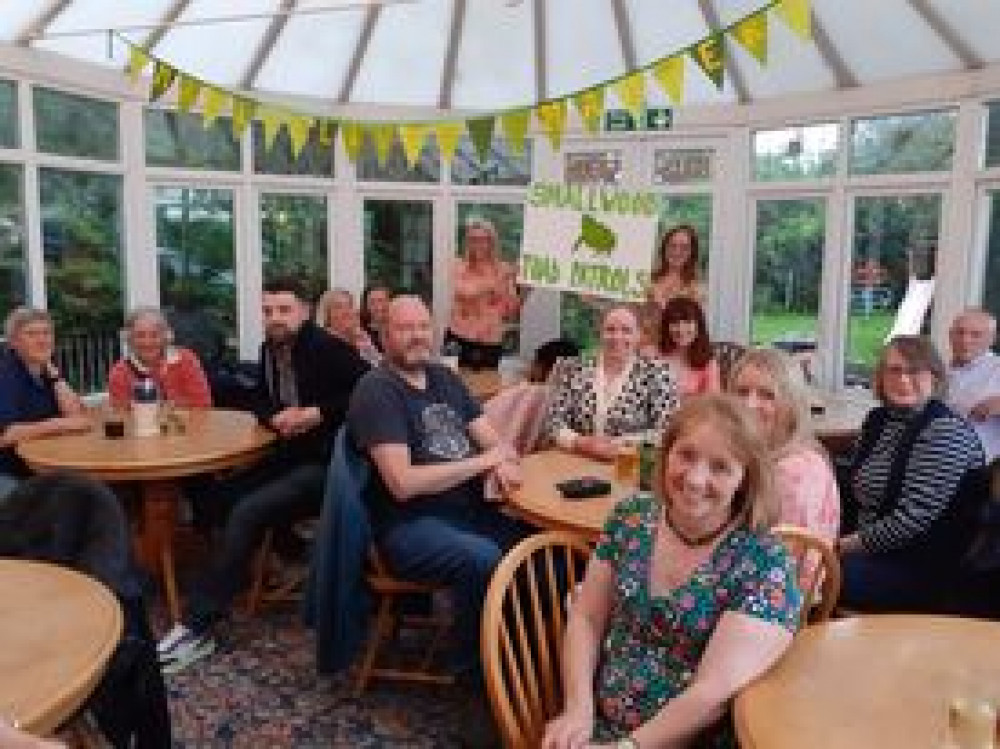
662;507;733;548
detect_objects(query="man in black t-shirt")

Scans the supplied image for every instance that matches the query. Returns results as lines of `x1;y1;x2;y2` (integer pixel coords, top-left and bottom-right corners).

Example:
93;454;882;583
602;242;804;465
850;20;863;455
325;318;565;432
348;295;529;675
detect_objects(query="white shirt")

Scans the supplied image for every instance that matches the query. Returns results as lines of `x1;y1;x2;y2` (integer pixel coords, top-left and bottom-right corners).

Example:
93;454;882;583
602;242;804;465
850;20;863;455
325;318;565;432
948;350;1000;462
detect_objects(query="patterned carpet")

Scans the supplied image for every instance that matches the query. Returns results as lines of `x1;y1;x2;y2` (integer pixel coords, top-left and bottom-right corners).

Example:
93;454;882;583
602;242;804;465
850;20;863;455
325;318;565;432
160;605;485;748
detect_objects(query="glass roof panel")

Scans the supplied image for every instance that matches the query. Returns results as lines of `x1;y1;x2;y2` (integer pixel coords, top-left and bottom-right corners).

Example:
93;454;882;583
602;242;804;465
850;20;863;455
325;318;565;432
253;0;365;98
546;0;624;101
349;0;452;106
451;0;534;111
153;0;279;87
928;0;1000;64
627;0;709;68
730;14;835;101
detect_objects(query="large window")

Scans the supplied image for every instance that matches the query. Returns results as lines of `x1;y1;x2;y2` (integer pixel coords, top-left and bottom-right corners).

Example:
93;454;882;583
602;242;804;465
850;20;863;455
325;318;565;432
751;199;826;379
260;193;328;302
850;110;955;175
364;199;433;303
845;194;941;386
155;187;236;364
34;87;118;162
753;123;838;181
986;102;1000;169
145;110;240;171
0;163;26;314
253;122;333;177
357;137;440;183
982;191;1000;325
0;80;17;149
451;138;532;186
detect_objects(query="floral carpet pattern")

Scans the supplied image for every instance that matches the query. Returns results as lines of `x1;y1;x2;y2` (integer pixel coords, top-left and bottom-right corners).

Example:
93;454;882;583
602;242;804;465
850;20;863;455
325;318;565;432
160;606;477;748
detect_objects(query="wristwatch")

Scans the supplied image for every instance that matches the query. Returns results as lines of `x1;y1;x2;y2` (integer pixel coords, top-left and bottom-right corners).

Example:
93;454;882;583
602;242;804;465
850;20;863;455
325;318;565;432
616;737;639;749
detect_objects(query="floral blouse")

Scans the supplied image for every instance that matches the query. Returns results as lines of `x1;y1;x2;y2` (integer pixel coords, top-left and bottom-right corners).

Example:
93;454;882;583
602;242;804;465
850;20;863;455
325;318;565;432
591;494;802;743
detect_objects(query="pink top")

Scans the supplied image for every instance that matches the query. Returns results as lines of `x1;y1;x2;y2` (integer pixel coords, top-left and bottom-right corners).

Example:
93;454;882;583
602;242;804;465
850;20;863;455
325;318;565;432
774;446;841;544
107;348;212;409
674;359;721;397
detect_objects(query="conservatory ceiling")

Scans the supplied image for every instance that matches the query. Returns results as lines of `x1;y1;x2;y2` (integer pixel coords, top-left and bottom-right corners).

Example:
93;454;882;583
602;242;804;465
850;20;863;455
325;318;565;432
3;0;1000;114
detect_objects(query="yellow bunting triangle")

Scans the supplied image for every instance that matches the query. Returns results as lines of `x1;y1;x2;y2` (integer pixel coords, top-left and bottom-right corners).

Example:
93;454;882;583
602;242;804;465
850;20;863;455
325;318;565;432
535;99;567;151
690;33;725;89
733;10;769;65
777;0;811;39
125;45;150;82
201;88;228;128
288;116;312;159
177;75;201;113
370;124;397;166
651;55;685;104
500;109;530;155
231;98;256;140
613;71;645;119
572;89;605;133
341;122;364;163
433;122;464;166
399;124;429;167
259;107;284;151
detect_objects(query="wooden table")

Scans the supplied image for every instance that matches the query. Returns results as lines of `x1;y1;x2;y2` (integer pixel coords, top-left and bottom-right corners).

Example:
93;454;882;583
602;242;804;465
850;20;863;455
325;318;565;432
18;408;274;620
0;560;122;737
506;450;631;541
735;615;1000;749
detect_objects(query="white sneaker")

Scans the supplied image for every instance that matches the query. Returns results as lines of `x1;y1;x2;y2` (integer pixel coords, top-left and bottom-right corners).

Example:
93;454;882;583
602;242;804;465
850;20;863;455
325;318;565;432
156;623;192;659
161;636;217;675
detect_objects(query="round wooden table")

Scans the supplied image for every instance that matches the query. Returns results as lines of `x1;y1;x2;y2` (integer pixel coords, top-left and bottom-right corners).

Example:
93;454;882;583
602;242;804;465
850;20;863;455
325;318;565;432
735;615;1000;749
506;450;632;541
0;560;122;737
17;408;274;621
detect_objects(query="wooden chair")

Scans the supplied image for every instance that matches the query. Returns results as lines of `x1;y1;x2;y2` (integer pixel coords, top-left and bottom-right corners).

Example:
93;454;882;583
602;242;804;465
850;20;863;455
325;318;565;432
481;531;592;748
354;546;454;695
246;528;310;615
772;525;842;625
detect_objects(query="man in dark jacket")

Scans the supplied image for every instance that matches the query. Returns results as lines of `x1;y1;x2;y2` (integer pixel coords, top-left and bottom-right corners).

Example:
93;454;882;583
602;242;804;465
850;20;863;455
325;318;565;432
159;277;369;670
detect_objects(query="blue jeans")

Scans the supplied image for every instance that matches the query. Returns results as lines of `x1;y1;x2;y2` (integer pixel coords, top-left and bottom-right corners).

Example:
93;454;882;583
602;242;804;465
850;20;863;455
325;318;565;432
0;473;19;505
380;505;532;672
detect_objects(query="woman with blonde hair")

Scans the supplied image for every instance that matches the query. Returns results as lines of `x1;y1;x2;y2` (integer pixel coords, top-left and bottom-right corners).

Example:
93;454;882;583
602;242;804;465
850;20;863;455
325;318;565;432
729;347;840;543
315;288;379;364
543;395;801;747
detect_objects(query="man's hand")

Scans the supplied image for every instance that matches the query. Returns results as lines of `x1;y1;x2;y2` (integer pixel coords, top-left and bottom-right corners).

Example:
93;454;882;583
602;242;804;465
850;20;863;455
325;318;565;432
969;395;1000;421
269;406;322;437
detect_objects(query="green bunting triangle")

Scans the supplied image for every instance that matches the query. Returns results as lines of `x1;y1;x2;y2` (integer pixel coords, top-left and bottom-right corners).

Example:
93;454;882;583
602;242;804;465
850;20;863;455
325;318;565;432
690;33;725;89
467;116;496;163
149;61;177;101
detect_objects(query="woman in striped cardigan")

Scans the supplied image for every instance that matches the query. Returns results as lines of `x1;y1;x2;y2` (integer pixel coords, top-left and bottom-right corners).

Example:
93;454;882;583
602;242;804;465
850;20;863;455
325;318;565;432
838;335;985;613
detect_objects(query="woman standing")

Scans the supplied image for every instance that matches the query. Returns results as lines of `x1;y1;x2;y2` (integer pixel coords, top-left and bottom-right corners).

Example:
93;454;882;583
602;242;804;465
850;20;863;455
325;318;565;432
650;296;721;398
445;217;521;370
646;224;704;309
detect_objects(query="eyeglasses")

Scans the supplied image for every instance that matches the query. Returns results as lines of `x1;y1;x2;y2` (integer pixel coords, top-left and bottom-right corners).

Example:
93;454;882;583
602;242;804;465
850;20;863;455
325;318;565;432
882;364;930;379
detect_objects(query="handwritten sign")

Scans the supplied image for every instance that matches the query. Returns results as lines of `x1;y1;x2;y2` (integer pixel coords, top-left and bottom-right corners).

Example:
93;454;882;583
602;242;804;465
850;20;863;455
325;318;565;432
520;181;658;302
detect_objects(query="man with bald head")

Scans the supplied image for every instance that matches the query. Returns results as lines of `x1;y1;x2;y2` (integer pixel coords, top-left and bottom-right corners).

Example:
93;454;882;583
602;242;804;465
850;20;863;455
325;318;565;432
948;308;1000;461
347;295;527;681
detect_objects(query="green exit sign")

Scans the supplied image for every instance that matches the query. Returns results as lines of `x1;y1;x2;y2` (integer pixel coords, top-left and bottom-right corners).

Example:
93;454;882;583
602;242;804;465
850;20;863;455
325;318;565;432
604;109;635;132
645;107;673;130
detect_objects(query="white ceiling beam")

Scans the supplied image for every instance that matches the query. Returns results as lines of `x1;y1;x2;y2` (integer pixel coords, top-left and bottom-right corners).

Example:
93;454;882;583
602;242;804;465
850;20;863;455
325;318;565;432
697;0;750;104
15;0;72;46
241;0;298;90
610;0;637;71
533;0;547;101
438;0;467;108
905;0;983;70
810;8;859;89
337;5;382;104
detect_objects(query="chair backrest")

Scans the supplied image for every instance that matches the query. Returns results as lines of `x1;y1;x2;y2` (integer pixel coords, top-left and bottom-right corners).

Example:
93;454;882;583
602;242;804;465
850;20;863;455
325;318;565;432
710;340;747;389
480;531;592;748
771;524;841;626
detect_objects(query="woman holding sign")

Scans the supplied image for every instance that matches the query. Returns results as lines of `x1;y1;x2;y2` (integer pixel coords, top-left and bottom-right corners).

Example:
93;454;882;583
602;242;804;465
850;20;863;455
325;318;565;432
444;217;522;370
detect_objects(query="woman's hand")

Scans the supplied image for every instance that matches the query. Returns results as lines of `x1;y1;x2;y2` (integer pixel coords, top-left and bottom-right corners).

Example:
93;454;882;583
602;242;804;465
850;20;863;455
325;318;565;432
837;533;863;554
574;435;618;462
541;707;594;749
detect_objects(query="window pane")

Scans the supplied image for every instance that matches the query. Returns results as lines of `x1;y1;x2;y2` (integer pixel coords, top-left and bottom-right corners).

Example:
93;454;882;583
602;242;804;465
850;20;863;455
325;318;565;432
260;193;328;302
982;191;1000;324
40;169;124;391
364;199;433;304
253;122;334;177
0;163;26;313
986;101;1000;169
34;87;118;161
0;80;17;149
451;138;532;186
156;186;237;364
751;199;826;381
455;202;524;354
753;123;838;181
145;109;240;171
357;137;440;183
850;110;955;175
845;194;941;387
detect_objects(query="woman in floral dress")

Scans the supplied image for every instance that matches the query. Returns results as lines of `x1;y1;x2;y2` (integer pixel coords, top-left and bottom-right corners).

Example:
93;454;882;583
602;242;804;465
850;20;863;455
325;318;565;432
543;395;802;748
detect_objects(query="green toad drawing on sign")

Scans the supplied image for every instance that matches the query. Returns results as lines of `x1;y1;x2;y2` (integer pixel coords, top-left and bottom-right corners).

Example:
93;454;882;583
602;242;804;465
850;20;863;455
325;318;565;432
573;215;618;256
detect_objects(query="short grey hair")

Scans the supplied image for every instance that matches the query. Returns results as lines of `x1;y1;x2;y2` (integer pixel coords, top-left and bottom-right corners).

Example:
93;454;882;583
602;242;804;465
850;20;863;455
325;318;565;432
4;306;52;341
124;306;173;342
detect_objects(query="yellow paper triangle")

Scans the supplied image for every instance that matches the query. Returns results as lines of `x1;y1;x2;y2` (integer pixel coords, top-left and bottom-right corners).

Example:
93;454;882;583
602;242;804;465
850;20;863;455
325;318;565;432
733;10;769;65
433;122;464;166
341;122;364;163
177;75;201;113
500;110;530;155
399;124;429;167
201;88;229;128
777;0;811;39
371;124;397;166
613;71;645;120
231;98;256;140
651;55;685;104
572;89;605;134
125;45;150;82
259;107;284;151
288;116;312;159
535;100;567;152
